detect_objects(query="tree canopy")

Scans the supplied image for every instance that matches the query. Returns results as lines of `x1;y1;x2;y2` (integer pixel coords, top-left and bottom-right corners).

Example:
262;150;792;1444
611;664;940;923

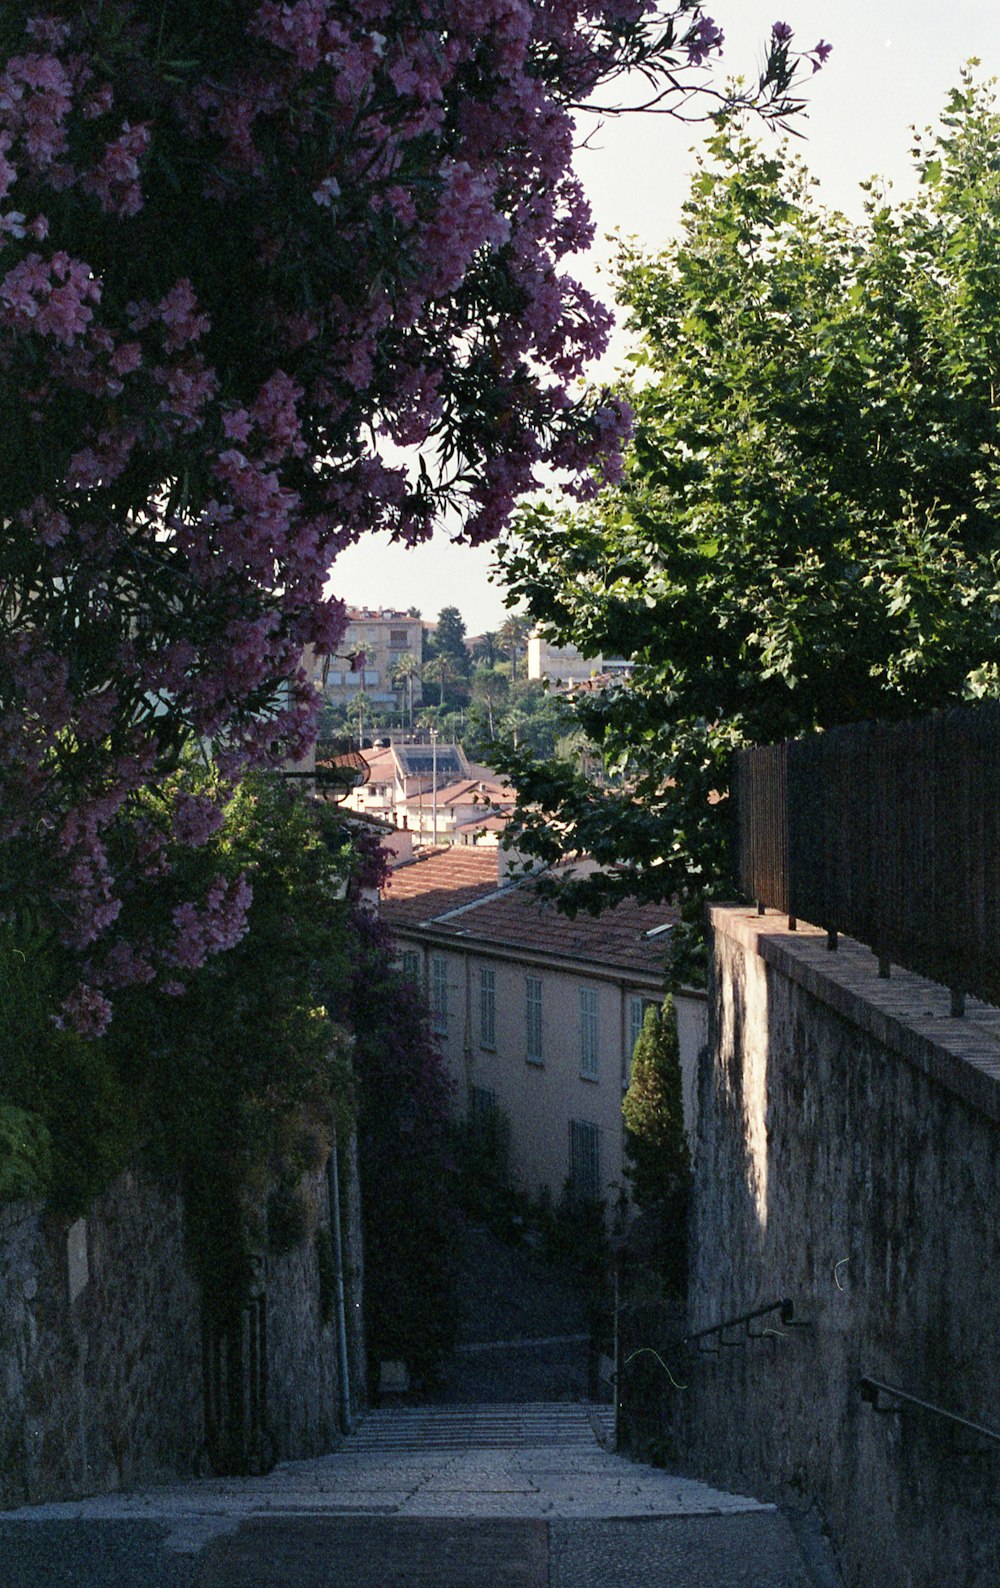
0;3;824;1020
497;70;1000;957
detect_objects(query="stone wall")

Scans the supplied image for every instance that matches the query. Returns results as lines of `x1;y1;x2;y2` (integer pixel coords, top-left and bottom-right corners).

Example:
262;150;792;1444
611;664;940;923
0;1171;202;1507
265;1150;366;1457
2;1148;366;1507
623;908;1000;1588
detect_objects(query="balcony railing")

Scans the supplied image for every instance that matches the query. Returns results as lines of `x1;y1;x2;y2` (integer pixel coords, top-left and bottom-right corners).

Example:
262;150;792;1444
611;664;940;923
732;702;1000;1008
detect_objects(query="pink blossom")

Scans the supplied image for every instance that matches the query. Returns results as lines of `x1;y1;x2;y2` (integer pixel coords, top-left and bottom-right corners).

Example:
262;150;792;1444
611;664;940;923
110;340;141;375
686;16;725;68
172;793;225;846
312;173;341;207
81;120;149;217
102;941;156;988
20;496;69;546
251;371;307;460
168;873;252;969
157;278;210;351
1;250;100;344
56;982;112;1037
223;407;253;442
2;0;799;1017
81;81;114;120
26;16;72;49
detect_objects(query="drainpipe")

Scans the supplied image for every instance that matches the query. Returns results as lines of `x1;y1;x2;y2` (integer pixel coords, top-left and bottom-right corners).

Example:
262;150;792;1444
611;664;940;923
430;728;438;846
328;1126;352;1433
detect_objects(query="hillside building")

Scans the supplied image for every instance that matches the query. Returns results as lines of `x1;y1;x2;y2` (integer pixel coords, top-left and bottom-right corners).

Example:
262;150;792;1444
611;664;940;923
340;743;514;846
381;848;698;1213
321;608;423;714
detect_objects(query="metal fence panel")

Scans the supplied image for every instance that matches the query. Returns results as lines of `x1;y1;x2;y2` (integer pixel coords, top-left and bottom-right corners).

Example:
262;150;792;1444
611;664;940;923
733;702;1000;1007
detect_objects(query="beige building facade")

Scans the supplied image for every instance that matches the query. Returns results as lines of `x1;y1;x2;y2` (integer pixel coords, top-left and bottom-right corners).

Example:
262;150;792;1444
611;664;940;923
382;850;686;1213
322;608;423;712
527;632;603;685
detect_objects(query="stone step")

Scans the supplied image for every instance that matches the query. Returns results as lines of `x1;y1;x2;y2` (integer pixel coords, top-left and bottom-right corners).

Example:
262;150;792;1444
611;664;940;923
344;1402;612;1453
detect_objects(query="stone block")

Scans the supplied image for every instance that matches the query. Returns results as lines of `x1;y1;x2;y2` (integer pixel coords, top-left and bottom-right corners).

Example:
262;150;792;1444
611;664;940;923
66;1219;88;1303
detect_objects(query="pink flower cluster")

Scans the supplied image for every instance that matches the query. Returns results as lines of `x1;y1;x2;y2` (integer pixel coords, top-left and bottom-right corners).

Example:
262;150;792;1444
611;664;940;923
0;2;820;1027
167;874;253;971
771;21;832;74
1;249;100;344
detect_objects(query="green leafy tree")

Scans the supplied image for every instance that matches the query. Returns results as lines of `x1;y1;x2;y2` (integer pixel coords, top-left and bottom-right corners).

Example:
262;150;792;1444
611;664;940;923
469;664;510;740
470;631;501;668
497;73;1000;960
498;614;529;683
435;606;471;671
423;652;459;709
465;676;570;761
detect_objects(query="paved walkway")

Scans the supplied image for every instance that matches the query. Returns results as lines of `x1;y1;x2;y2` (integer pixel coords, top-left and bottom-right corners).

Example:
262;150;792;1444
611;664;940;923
0;1404;833;1586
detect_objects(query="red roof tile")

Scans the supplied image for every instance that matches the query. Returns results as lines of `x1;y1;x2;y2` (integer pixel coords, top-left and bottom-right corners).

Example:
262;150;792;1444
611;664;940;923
381;849;677;976
381;846;501;923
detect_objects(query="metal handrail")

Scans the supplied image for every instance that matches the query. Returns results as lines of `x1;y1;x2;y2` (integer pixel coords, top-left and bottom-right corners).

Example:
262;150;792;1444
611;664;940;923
860;1377;1000;1448
685;1297;809;1351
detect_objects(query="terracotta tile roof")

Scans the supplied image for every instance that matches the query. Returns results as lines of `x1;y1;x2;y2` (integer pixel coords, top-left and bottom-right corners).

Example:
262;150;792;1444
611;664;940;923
381;848;677;977
358;746;396;779
437;778;514;809
381;846;501;924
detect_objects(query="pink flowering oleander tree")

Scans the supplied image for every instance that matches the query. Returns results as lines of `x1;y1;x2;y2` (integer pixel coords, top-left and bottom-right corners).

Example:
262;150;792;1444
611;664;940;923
0;3;827;1026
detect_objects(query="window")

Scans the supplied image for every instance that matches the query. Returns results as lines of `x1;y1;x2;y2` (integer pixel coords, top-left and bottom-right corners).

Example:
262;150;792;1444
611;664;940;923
579;987;599;1081
569;1119;600;1204
390;628;409;649
626;994;646;1086
480;965;496;1049
431;954;448;1035
401;949;419;982
470;1083;498;1122
526;977;543;1064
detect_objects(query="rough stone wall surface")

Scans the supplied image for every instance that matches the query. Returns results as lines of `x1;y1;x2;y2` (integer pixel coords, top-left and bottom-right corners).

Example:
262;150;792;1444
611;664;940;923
2;1143;367;1506
342;1128;368;1420
657;909;1000;1588
0;1172;203;1509
265;1166;341;1459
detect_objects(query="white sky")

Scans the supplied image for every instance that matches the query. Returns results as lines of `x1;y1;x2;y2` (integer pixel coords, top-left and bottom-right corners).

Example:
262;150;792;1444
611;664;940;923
329;0;1000;635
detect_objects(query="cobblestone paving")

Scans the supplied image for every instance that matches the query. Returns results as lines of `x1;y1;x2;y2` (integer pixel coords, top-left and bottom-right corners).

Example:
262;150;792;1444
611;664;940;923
0;1403;837;1585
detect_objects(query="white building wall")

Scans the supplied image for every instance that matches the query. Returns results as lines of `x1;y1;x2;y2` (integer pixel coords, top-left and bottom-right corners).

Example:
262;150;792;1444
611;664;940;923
527;634;602;684
402;940;666;1214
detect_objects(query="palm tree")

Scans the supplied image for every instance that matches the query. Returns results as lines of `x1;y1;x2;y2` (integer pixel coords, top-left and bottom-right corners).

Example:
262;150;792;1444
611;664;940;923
422;652;455;708
470;630;500;668
471;665;509;739
498;614;528;683
391;651;421;729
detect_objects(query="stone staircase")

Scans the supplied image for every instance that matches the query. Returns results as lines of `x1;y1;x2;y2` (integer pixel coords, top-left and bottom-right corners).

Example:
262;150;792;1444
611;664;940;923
1;1402;841;1586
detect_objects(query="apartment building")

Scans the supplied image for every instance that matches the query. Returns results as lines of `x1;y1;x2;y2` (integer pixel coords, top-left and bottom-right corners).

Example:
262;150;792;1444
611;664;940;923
321;608;423;712
527;632;634;689
381;849;701;1213
527;633;603;685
